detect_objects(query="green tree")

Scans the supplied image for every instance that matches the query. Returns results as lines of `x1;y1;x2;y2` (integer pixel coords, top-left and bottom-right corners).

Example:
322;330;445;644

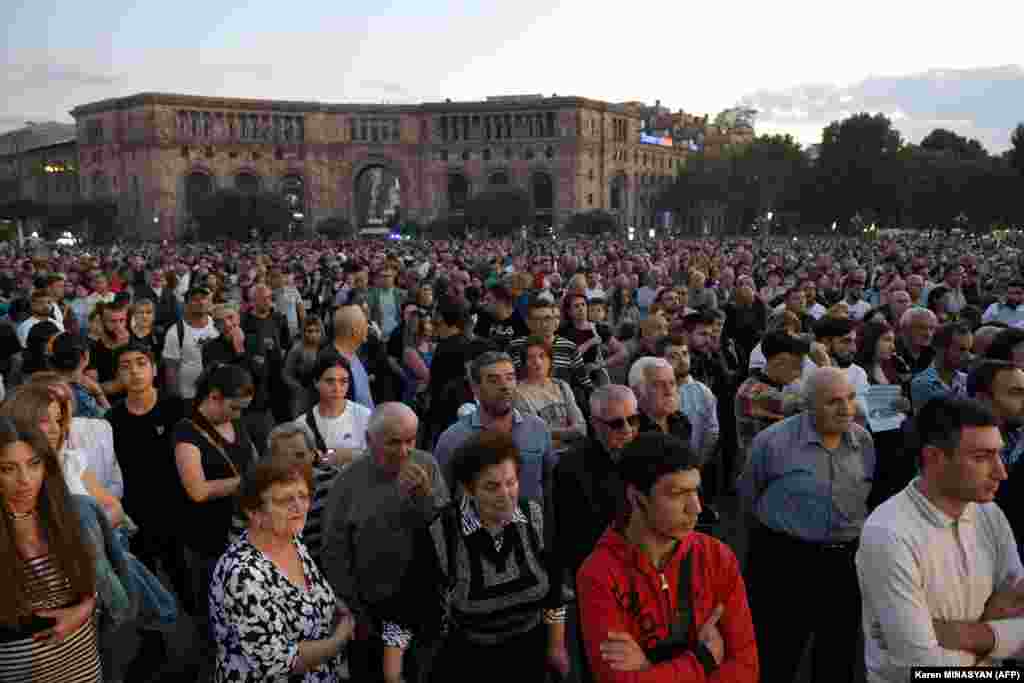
464;188;533;236
565;210;618;236
817;113;904;227
1010;123;1024;177
920;128;988;161
77;199;120;244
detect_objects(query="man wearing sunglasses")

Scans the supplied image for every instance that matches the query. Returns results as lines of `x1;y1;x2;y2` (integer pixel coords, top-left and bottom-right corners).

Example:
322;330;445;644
552;384;641;683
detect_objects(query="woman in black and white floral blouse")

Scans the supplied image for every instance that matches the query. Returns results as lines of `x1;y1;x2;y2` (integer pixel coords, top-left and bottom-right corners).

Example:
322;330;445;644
209;454;354;682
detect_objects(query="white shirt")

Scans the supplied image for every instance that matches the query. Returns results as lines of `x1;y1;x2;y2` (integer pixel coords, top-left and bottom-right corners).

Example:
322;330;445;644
174;272;191;302
49;302;65;329
68;417;123;499
294;402;371;460
748;342;817;376
60;448;91;498
856;479;1024;682
162;317;219;399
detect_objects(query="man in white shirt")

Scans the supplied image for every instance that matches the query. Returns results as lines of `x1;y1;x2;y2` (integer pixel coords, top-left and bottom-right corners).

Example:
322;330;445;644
17;287;63;347
162;286;219;402
983;280;1024;327
842;269;872;321
856;396;1024;682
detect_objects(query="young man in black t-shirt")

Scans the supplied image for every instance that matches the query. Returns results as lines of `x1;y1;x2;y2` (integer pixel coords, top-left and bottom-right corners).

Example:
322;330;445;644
106;341;187;586
106;340;189;679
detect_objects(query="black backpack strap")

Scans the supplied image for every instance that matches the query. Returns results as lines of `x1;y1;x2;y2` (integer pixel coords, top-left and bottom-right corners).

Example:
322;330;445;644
176;319;185;351
305;410;329;454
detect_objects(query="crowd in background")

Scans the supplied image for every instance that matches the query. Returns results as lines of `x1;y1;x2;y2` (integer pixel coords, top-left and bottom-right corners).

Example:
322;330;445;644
3;231;1024;683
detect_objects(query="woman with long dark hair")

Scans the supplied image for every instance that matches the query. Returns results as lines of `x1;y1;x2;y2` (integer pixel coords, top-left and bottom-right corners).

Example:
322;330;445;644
854;321;913;390
0;415;100;682
852;321;915;506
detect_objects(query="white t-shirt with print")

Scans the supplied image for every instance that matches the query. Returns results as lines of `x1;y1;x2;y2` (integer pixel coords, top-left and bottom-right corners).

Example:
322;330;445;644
162;317;220;399
295;401;371;460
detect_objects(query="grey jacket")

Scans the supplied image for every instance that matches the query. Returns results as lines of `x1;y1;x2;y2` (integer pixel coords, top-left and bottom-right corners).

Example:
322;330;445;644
320;449;449;621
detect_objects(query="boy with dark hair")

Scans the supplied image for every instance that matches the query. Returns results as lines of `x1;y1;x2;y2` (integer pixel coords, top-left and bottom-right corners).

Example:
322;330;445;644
577;431;758;682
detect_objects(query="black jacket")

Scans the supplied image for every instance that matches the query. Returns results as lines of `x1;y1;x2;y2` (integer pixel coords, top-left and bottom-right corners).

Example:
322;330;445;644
552;438;626;587
426;334;495;440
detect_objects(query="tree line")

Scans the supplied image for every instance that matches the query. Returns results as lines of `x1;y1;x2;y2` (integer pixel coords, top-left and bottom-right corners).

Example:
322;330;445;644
657;116;1024;235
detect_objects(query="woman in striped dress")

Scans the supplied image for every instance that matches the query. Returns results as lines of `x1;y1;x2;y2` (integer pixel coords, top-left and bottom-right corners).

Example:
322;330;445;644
0;415;101;683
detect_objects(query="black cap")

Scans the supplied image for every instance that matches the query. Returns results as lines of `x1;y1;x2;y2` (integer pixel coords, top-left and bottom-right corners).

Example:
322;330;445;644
185;285;212;301
761;330;811;359
814;317;855;341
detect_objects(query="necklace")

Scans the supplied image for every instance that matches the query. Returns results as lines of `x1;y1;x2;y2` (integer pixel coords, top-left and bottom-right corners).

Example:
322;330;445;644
7;509;38;521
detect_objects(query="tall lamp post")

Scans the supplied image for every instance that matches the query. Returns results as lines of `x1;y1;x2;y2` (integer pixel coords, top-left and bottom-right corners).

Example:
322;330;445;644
954;211;968;234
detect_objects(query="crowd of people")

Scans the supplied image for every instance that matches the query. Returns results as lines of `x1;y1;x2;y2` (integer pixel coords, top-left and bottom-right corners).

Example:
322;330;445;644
2;230;1024;682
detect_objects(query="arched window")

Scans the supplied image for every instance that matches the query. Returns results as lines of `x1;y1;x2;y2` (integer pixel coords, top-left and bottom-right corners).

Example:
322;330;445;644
532;172;553;211
448;174;470;212
610;174;625;211
281;175;305;231
489;171;509;186
185;172;213;215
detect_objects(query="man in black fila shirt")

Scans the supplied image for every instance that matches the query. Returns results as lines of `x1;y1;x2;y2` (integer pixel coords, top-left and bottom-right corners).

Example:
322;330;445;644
474;283;529;352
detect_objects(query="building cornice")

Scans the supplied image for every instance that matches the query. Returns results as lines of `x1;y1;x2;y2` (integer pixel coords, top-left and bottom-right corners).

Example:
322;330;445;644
69;92;642;118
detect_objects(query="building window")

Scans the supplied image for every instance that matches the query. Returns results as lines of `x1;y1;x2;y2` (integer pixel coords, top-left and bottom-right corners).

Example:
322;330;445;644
545;146;554;160
524;148;535;161
505;147;513;160
587;193;593;206
439;150;448;162
482;149;491;161
588;169;594;181
461;150;471;161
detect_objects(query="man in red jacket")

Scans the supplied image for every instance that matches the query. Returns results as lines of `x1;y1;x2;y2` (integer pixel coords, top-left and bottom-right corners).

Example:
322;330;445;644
577;432;758;682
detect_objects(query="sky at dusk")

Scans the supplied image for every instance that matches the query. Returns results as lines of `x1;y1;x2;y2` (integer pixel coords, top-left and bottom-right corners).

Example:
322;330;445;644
3;0;1023;150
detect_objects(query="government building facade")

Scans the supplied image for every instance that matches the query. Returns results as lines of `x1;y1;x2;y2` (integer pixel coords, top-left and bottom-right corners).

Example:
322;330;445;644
66;92;753;239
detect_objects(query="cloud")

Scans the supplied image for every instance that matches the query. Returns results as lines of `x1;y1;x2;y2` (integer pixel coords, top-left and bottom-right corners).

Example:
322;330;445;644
3;62;119;88
360;80;410;96
739;65;1024;152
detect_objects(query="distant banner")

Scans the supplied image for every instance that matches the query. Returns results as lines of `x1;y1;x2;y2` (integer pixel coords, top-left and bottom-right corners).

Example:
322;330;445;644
639;133;673;147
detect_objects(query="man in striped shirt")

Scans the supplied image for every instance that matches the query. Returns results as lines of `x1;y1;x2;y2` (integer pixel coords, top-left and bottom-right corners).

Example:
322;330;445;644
507;294;592;402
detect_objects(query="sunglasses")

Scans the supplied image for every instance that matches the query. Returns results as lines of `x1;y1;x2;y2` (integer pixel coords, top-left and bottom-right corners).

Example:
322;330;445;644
595;414;641;432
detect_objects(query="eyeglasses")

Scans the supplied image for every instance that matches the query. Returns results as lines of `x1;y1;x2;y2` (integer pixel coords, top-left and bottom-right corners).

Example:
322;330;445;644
595;414;641;432
265;492;311;510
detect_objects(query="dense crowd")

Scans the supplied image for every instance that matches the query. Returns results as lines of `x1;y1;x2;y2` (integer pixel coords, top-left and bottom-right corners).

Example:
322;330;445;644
3;231;1024;683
